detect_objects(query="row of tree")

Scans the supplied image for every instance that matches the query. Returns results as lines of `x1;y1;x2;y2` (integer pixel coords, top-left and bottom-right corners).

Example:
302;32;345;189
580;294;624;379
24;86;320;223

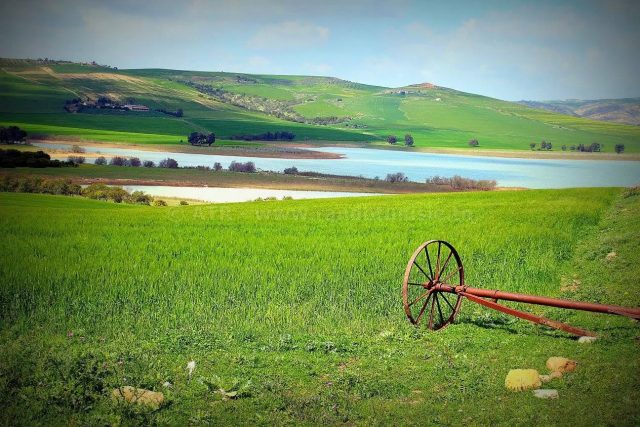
0;126;27;144
387;134;414;146
229;131;295;141
0;149;76;168
188;132;216;146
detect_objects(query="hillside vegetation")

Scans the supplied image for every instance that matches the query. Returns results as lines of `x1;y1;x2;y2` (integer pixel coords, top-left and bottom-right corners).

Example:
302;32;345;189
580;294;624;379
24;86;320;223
1;59;639;152
0;188;639;424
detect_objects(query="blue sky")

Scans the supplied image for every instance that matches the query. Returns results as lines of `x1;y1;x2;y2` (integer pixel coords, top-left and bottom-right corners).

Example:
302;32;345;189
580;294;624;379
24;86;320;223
0;0;638;100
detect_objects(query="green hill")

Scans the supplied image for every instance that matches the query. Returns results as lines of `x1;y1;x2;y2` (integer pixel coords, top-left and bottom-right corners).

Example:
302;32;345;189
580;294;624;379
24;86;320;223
1;58;639;152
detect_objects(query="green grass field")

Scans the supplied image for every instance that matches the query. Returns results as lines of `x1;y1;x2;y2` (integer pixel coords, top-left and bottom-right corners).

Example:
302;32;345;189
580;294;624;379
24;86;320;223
1;59;639;153
1;188;638;425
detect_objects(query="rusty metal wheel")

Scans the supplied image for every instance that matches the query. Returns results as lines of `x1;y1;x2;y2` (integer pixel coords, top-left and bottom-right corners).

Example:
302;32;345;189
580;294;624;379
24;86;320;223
402;240;464;330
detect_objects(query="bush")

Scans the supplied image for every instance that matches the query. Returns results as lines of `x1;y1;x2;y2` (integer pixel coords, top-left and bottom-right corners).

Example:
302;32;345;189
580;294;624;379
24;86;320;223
94;156;107;165
143;160;155;168
561;145;567;151
109;156;128;166
67;156;85;164
127;191;153;205
229;161;256;173
213;162;223;171
468;139;479;147
385;172;408;183
152;199;168;206
283;166;298;175
615;144;625;154
426;175;497;191
179;200;189;205
404;134;414;146
622;186;639;198
159;158;178;168
386;135;397;145
128;157;141;167
82;183;128;203
70;145;85;153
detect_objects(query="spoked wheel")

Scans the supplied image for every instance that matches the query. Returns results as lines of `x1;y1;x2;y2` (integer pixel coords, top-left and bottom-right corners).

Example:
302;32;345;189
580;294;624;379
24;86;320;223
402;240;464;330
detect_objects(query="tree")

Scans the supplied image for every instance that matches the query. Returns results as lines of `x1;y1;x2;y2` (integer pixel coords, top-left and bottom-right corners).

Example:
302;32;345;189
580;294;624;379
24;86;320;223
468;139;479;147
159;158;178;168
206;133;216;146
540;141;548;150
385;172;408;183
213;162;223;171
176;108;184;117
404;134;414;146
129;157;141;167
530;142;536;150
143;160;155;167
387;135;398;145
0;126;28;144
561;145;567;151
94;156;107;165
615;144;625;154
284;166;298;174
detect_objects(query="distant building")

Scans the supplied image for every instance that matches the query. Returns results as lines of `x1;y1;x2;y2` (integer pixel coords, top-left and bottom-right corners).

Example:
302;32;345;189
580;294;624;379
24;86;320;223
123;104;149;111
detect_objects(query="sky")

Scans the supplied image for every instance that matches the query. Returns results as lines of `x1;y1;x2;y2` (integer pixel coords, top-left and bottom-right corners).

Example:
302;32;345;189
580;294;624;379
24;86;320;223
0;0;638;101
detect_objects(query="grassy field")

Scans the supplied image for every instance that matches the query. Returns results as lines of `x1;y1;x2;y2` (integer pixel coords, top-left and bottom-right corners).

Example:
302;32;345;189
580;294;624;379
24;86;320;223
1;59;639;153
0;188;638;425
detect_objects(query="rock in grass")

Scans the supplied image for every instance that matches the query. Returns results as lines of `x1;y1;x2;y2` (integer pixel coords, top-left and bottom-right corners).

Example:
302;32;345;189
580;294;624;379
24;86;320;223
546;357;577;373
578;336;597;344
533;389;559;399
112;386;164;408
505;369;542;391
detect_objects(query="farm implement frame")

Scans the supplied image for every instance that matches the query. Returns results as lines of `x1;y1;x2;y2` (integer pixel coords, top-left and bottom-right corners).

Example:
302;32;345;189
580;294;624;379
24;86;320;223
402;240;640;337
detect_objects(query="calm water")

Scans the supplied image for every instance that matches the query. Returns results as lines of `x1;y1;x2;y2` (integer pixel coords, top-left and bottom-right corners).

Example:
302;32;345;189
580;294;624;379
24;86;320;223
37;142;640;189
123;185;382;203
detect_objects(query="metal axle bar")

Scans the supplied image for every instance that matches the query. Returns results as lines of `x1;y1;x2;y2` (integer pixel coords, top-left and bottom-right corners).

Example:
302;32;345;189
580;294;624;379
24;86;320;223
433;284;640;320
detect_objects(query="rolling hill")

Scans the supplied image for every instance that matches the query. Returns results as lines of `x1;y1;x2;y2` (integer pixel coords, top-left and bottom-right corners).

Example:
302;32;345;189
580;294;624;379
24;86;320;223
1;58;639;152
519;98;640;126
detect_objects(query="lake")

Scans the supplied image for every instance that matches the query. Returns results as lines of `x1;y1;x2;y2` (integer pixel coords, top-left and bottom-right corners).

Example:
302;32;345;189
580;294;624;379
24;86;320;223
36;142;640;189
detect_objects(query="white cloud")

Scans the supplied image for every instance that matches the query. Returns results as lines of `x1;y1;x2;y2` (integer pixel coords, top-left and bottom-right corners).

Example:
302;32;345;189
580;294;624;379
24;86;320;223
248;21;329;49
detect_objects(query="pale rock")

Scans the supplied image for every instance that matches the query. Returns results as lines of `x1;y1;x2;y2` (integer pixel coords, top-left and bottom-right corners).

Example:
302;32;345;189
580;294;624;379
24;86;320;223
546;357;577;373
605;252;617;261
505;369;542;391
578;336;597;344
533;389;559;399
112;386;164;408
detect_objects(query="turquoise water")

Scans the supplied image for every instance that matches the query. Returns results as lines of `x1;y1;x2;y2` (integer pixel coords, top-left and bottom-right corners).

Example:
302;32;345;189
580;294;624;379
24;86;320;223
37;142;640;189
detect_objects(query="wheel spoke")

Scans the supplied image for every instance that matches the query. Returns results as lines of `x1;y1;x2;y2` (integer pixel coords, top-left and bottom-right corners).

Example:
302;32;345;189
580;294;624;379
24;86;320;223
424;247;434;280
438;251;453;282
435;294;445;325
428;295;436;329
408;290;430;307
441;266;462;285
415;293;432;323
435;242;442;280
440;292;456;311
412;260;430;280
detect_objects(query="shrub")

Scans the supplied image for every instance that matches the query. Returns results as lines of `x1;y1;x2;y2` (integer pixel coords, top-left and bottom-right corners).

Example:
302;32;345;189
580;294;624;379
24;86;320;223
213;162;223;171
530;143;536;150
143;160;155;168
283;166;298;175
426;175;496;191
159;158;178;168
179;200;189;205
127;191;153;205
468;139;479;147
94;156;107;165
109;156;128;166
404;134;414;146
385;172;408;183
82;183;128;202
153;199;168;206
71;145;85;153
561;145;567;151
67;156;85;164
128;157;141;167
622;186;639;198
615;144;625;154
229;161;256;173
386;135;397;145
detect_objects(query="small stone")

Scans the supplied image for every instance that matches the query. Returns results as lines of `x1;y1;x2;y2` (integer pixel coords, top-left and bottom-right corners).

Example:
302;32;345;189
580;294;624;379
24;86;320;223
546;357;577;373
605;252;617;261
162;381;173;388
578;336;597;344
112;386;164;408
505;369;542;391
533;389;559;399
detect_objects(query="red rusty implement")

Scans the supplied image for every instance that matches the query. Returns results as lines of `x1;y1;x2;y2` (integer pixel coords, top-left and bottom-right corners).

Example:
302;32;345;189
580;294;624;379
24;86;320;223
402;240;640;336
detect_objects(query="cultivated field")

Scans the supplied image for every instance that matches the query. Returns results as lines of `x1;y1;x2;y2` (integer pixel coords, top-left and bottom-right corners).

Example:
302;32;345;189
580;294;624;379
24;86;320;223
0;188;638;425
